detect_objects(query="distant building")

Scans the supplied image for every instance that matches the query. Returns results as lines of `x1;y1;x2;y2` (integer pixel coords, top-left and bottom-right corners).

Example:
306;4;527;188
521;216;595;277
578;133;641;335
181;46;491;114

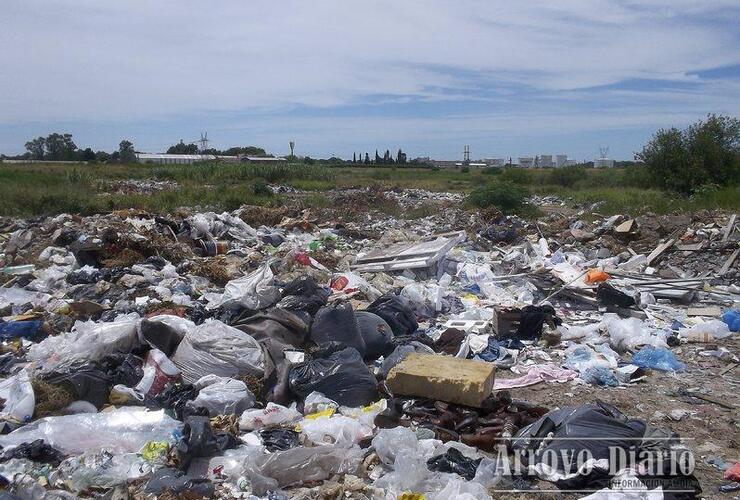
594;158;615;168
518;157;534;168
136;153;237;164
239;155;287;164
483;158;506;167
429;160;460;169
540;154;553;168
565;160;578;167
555;154;568;168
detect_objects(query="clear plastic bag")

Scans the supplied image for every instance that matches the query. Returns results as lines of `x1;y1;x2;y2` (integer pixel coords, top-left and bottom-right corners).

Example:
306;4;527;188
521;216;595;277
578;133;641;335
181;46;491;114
0;408;181;455
206;264;280;310
171;319;264;383
239;403;301;431
300;415;371;448
0;370;34;426
192;375;255;416
631;346;686;372
372;427;419;466
28;313;140;372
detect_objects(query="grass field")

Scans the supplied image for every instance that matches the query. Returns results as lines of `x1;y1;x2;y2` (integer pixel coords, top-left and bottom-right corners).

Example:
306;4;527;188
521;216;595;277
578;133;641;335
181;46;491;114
1;161;737;217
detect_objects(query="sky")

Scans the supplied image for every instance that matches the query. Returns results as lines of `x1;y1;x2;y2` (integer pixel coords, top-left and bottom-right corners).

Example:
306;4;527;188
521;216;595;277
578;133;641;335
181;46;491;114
1;0;739;161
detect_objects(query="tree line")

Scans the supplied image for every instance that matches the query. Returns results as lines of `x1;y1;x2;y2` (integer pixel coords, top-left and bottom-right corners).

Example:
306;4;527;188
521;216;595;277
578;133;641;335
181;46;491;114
13;133;137;163
351;148;407;165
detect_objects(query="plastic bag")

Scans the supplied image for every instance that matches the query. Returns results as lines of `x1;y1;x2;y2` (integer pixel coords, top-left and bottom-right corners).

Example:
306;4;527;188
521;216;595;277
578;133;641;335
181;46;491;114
192;375;255;416
356;311;394;361
372;427;419;466
134;349;181;398
722;310;740;332
28;314;140;372
365;293;418;337
0;408;181;455
427;448;482;480
63;451;156;491
0;320;44;341
631;346;686;372
260;429;300;452
585;269;610;284
300;415;372;448
239;403;301;431
0;370;34;426
171;319;264;383
245;444;364;495
137;315;194;356
206;264;280;310
430;479;492;500
288;343;378;407
602;313;666;353
680;319;733;341
310;302;366;357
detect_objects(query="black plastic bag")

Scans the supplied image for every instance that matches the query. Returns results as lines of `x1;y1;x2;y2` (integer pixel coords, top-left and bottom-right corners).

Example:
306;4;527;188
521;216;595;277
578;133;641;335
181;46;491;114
597;283;636;308
0;439;65;466
309;303;366;356
145;467;214;496
176;416;238;468
365;293;418;337
427;448;482;480
139;318;186;357
277;276;330;318
515;305;560;340
288;343;378;407
355;311;394;361
147;383;199;420
43;365;112;408
260;429;300;452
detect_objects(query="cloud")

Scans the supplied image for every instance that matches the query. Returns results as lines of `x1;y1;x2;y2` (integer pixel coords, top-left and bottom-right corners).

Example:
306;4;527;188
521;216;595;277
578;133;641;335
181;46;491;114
1;0;738;157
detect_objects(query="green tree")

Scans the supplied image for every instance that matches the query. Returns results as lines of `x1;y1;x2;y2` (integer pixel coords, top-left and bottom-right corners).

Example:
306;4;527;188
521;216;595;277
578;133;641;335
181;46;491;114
118;140;136;163
352;152;356;163
637;114;740;194
375;149;381;163
95;151;111;163
25;137;45;159
79;147;96;162
166;140;198;154
43;133;77;160
396;148;407;164
364;153;370;164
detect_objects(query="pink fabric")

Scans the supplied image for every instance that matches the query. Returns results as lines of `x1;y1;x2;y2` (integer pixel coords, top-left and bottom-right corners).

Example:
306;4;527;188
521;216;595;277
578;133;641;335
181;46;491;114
493;363;577;390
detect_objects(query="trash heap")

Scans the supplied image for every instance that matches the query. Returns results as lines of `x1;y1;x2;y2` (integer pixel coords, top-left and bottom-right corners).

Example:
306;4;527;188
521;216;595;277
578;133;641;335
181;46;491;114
0;189;737;498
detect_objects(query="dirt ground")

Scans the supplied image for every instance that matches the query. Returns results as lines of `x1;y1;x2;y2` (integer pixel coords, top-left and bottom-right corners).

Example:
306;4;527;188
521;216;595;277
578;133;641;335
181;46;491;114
498;338;740;499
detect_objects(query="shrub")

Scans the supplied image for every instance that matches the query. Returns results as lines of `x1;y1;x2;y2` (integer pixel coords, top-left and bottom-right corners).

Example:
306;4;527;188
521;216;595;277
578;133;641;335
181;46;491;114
251;178;272;197
637;114;740;194
548;165;586;187
467;180;528;214
499;167;532;185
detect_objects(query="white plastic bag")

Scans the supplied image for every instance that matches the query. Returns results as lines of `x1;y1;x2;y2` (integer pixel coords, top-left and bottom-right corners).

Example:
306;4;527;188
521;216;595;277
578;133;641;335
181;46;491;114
0;408;181;455
171;319;264;383
300;415;372;448
206;264;280;310
371;427;419;466
239;403;301;431
0;370;34;426
193;375;255;416
134;349;181;398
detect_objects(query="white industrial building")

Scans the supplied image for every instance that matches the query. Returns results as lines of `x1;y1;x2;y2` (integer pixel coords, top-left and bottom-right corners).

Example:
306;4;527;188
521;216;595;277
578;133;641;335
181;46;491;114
539;155;553;168
518;157;534;168
594;158;615;168
555;154;568;168
136;153;237;165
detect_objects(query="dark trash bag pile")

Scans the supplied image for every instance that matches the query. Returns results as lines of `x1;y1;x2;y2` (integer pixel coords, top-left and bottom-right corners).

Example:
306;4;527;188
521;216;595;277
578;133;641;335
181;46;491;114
0;203;734;498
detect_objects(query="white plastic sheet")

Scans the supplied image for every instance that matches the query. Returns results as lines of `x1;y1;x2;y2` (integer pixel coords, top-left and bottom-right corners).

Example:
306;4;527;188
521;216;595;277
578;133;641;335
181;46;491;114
0;408;181;455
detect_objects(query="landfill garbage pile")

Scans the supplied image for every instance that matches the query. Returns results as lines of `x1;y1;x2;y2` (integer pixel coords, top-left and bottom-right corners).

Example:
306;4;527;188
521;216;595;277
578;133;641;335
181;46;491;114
0;188;737;498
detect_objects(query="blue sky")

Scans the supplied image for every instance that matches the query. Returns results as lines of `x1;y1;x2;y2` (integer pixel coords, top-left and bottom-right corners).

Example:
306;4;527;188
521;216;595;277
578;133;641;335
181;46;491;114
2;1;739;161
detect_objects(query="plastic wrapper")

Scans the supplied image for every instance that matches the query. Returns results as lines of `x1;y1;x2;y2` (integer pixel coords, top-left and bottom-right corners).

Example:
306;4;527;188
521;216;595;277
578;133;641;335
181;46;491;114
288;343;378;407
0;407;181;455
28;313;140;372
239;403;301;430
62;451;156;491
133;349;181;398
0;370;35;427
303;391;339;414
192;375;255;416
260;429;300;452
205;264;280;310
171;319;264;383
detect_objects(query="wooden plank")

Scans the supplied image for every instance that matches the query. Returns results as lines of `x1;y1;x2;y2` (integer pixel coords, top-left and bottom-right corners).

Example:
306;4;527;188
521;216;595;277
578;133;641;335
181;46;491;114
645;238;675;266
722;214;736;242
718;248;739;276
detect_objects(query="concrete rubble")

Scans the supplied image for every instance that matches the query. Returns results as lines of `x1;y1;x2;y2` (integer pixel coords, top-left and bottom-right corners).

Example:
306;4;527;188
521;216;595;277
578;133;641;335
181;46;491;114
0;187;737;498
